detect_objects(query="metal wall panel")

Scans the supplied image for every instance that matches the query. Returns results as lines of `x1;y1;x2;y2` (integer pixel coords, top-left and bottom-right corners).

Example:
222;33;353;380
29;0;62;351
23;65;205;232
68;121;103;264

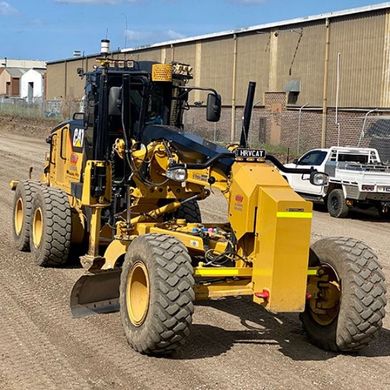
173;43;196;67
65;59;84;99
236;33;270;106
276;22;326;107
45;8;388;108
46;62;66;99
200;37;234;106
172;43;197;104
327;11;386;107
130;48;161;62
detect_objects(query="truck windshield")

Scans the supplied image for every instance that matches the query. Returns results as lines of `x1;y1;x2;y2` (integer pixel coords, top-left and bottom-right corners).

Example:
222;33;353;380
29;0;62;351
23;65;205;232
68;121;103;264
338;154;368;164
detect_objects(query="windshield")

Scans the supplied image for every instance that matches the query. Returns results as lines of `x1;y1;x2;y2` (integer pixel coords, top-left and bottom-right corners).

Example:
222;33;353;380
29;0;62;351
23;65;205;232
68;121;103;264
145;83;172;126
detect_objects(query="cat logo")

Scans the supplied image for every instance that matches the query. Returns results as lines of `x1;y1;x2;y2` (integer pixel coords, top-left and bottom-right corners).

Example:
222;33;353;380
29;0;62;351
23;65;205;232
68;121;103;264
73;128;84;148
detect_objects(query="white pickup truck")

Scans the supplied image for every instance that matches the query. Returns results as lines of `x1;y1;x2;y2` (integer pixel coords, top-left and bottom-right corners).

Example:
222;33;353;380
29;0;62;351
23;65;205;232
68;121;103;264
284;147;390;218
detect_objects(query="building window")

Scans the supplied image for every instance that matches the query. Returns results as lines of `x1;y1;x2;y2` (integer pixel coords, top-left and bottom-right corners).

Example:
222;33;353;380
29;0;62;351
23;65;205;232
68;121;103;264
287;91;299;105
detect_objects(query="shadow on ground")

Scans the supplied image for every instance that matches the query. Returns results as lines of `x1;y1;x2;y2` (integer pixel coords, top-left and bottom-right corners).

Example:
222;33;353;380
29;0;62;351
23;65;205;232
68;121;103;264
174;297;390;361
313;203;390;223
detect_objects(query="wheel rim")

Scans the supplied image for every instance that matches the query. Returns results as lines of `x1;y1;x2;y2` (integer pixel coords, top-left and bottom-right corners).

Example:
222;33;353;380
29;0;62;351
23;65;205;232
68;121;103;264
331;195;339;212
126;261;150;326
32;208;43;248
14;197;24;235
308;264;341;326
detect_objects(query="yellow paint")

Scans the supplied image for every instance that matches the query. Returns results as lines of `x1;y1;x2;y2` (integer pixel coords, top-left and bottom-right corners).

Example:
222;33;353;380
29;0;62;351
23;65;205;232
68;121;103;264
14;197;24;235
194;280;253;300
32;207;43;249
194;267;252;278
102;239;129;270
228;162;289;240
252;186;312;312
152;64;173;82
126;261;150;326
276;211;313;219
9;180;19;190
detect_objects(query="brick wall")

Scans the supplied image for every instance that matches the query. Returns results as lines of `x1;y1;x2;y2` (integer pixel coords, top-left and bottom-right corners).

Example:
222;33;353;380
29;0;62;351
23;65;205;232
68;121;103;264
183;100;390;161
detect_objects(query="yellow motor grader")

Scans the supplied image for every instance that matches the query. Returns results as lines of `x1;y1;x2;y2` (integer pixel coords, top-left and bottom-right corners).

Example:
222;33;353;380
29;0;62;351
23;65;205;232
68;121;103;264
11;42;386;355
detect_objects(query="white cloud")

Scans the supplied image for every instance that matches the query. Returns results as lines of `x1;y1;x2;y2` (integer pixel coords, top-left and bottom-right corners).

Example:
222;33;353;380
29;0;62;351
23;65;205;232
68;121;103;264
124;28;186;47
0;1;17;15
125;30;148;41
166;30;185;40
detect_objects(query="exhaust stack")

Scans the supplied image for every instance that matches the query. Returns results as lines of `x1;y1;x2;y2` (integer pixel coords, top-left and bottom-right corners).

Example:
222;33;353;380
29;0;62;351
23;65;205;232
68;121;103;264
240;81;256;148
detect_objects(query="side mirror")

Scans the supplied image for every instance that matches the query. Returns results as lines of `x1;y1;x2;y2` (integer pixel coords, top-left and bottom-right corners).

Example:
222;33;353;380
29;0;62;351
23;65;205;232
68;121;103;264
206;93;221;122
108;86;121;116
292;158;298;164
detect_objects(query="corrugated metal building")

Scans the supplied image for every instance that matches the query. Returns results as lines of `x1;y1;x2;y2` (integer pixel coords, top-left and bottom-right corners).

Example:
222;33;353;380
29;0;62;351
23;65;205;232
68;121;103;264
45;2;390;150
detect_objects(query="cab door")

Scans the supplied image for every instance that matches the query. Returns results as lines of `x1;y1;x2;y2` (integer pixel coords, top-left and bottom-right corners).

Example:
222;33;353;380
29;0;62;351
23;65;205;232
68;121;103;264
290;150;328;194
49;124;70;189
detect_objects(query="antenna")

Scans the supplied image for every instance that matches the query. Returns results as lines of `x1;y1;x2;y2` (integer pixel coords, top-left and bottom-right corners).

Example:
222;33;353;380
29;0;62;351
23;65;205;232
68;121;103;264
124;15;128;49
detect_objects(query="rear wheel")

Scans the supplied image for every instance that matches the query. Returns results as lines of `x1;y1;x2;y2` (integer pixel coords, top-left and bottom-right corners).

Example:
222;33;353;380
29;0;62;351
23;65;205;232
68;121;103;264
30;187;72;267
301;237;386;352
12;180;41;251
120;234;195;355
327;189;349;218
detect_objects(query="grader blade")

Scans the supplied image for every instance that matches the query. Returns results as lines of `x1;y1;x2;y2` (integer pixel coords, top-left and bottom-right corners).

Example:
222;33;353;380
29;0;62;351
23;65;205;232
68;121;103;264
70;269;121;317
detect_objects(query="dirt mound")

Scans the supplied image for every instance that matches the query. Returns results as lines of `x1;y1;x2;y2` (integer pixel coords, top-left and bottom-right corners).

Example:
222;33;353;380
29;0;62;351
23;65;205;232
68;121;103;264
0;115;58;139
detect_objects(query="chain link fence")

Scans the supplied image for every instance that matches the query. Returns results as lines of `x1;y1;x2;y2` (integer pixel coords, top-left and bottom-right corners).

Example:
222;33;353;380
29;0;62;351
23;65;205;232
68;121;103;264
1;97;389;164
183;106;390;163
0;97;82;121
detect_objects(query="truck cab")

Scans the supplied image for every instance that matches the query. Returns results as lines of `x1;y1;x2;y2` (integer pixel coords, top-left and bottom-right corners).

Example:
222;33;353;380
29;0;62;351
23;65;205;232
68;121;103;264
284;147;390;218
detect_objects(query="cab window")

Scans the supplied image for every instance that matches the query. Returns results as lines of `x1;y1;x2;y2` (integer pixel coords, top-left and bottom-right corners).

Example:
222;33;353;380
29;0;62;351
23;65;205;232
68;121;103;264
298;151;327;166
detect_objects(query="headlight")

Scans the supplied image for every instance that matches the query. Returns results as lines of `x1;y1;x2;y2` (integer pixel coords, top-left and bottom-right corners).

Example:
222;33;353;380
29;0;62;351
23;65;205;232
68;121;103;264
166;167;187;182
310;172;328;186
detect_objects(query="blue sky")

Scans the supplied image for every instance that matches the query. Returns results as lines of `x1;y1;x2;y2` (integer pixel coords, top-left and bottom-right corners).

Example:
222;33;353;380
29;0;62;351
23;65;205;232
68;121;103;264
0;0;385;61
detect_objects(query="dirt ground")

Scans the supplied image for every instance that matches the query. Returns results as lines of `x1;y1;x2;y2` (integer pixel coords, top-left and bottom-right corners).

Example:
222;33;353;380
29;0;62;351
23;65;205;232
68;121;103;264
0;117;390;389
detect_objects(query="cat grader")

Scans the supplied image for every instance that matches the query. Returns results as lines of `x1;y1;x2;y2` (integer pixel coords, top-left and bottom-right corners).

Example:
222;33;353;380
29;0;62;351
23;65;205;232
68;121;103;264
11;40;386;355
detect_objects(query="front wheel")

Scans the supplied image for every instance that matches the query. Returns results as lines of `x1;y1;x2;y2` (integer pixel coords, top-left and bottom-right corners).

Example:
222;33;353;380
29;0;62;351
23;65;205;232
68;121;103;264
301;237;387;352
119;234;195;355
327;189;349;218
30;187;72;267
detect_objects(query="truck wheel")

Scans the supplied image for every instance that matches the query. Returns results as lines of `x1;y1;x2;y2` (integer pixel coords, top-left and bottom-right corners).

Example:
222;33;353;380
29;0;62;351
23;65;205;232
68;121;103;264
13;180;42;251
327;189;349;218
30;187;72;267
165;199;202;223
301;237;386;352
120;234;195;355
377;206;390;219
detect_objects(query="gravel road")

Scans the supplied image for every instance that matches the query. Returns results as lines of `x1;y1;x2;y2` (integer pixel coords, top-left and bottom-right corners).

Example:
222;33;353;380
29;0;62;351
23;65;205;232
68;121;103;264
1;130;390;390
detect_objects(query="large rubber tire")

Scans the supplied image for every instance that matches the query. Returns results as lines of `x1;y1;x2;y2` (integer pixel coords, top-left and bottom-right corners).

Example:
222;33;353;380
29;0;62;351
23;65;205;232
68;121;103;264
175;200;202;222
301;237;387;352
12;180;41;251
165;199;202;223
30;187;72;267
120;234;195;355
327;189;349;218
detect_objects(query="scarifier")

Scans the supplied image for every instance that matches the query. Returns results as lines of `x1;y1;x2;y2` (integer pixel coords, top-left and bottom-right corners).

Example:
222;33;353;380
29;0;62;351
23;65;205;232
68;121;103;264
10;40;386;355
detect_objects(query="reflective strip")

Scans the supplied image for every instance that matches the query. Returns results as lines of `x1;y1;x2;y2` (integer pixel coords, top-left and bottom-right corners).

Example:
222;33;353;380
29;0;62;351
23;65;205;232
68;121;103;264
194;268;252;277
307;268;318;276
276;211;312;219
